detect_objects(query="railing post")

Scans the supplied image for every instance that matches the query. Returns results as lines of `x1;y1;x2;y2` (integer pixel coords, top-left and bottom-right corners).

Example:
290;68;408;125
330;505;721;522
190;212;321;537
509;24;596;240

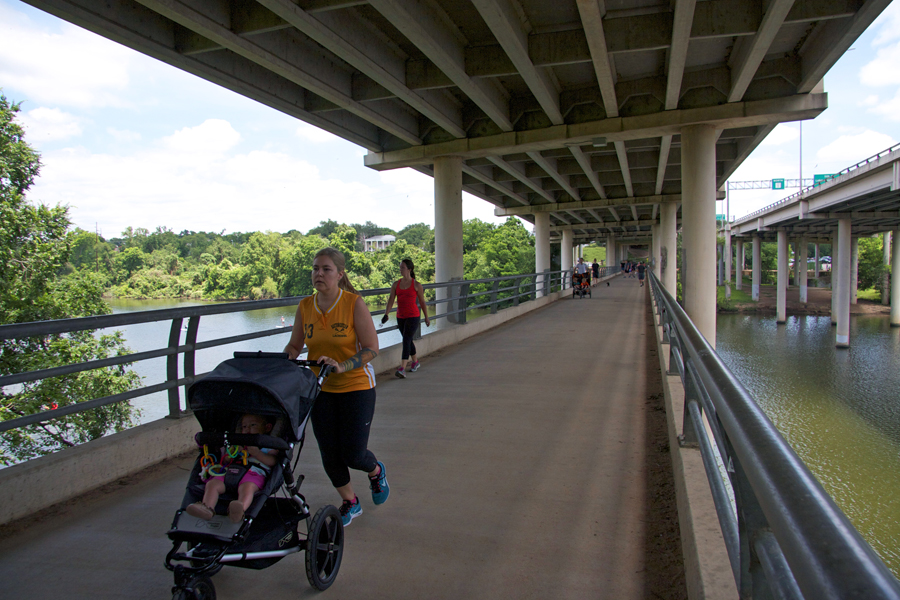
514;277;524;306
543;268;551;297
458;282;470;325
166;318;182;418
531;275;537;301
490;279;500;314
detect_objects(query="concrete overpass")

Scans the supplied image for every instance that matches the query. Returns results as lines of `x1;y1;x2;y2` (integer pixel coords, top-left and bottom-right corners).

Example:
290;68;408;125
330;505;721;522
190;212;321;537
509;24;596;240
19;0;893;346
728;143;900;346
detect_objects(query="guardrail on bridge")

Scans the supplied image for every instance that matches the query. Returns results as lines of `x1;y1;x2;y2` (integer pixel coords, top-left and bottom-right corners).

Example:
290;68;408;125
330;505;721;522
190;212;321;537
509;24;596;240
647;270;900;599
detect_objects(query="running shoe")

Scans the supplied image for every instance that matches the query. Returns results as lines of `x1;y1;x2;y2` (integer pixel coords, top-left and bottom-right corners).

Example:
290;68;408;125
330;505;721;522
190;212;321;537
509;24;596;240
339;496;362;526
369;461;390;505
409;361;420;372
395;368;406;378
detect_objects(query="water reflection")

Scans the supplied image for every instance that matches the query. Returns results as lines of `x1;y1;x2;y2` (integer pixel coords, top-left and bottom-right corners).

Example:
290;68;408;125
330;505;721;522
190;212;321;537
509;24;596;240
717;314;900;576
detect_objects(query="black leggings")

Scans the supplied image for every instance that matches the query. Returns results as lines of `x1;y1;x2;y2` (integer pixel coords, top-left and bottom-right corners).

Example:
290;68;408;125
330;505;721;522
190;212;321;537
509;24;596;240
396;316;420;360
310;388;378;488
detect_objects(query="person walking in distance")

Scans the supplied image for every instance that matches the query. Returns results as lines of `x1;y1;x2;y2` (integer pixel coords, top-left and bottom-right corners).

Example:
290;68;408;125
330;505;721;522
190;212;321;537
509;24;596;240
382;258;431;378
637;262;647;286
284;247;389;526
591;259;600;284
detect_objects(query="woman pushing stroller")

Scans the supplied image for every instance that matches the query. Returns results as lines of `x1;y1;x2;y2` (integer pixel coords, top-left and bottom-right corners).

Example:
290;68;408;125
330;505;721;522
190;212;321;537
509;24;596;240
284;247;389;526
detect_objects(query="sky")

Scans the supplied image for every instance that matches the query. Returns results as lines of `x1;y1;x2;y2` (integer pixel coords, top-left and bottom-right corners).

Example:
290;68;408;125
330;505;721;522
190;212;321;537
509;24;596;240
1;1;900;238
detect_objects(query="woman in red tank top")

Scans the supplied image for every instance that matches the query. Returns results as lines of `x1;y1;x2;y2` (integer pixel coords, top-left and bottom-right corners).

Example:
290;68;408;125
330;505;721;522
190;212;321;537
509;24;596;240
381;259;430;378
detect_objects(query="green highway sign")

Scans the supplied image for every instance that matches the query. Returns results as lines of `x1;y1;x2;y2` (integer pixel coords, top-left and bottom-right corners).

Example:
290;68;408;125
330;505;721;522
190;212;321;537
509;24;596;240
814;174;835;186
772;178;785;190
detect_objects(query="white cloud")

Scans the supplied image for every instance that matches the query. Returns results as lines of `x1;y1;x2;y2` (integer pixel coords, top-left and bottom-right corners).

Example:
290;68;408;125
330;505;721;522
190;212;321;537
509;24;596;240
870;89;900;122
871;1;900;46
25;120;391;236
859;41;900;87
17;107;82;141
816;130;897;164
859;95;880;107
759;124;799;146
296;123;341;143
107;128;142;142
0;4;132;108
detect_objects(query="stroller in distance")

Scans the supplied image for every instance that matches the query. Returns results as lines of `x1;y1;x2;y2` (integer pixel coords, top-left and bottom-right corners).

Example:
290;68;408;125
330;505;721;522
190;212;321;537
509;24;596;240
165;352;343;599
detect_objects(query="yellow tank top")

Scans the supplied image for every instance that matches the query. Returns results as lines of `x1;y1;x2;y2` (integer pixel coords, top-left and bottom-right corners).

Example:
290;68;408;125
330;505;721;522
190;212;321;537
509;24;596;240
298;289;376;393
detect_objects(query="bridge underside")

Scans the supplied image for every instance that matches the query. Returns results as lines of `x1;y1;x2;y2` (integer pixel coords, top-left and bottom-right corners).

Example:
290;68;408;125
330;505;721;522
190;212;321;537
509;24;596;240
21;0;889;243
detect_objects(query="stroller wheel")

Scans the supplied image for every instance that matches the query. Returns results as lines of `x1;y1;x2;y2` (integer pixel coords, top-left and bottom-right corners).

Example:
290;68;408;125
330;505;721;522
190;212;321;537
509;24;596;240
305;504;344;590
172;577;215;600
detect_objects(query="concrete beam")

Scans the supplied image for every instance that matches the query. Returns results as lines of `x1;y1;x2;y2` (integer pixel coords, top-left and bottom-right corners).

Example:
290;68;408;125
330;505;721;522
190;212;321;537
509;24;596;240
666;0;696;109
369;0;513;131
26;0;391;151
494;194;681;216
728;0;795;103
576;0;619;118
364;93;828;170
462;164;530;206
615;141;634;197
487;156;555;203
140;0;425;145
472;0;563;125
257;0;466;138
527;152;581;199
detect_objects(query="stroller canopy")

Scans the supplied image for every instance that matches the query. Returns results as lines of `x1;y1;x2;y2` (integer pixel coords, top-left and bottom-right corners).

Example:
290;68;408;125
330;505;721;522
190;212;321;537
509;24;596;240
187;356;318;444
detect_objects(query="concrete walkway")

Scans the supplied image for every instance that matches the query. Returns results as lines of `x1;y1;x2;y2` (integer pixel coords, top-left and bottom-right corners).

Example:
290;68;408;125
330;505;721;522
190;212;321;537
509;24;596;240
0;276;683;599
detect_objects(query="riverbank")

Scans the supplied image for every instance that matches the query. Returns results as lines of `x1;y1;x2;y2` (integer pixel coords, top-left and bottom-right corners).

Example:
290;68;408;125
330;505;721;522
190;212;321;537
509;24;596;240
720;284;890;316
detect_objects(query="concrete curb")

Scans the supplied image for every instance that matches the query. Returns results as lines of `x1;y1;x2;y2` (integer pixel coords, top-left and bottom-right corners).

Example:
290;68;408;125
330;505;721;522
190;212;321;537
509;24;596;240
649;293;738;600
0;280;614;526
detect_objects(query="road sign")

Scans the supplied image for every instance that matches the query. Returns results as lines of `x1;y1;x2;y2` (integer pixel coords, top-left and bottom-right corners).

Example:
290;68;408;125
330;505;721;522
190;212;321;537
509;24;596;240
772;178;785;190
814;174;834;186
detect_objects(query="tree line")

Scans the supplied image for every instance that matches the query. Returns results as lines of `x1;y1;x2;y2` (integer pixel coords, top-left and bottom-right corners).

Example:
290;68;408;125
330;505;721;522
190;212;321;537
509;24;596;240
69;215;537;302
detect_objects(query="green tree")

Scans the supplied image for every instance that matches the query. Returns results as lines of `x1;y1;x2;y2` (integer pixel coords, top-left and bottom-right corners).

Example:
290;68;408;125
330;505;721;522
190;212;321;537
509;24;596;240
0;95;141;465
857;235;885;292
396;222;434;251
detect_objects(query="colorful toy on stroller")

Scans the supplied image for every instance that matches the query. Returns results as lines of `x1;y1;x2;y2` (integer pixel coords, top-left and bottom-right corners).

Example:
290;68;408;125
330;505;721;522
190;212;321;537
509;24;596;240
573;272;592;298
165;352;343;599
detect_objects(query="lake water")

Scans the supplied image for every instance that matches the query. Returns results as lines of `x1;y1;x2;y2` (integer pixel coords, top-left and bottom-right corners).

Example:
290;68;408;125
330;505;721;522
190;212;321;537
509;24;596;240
103;298;409;423
716;313;900;577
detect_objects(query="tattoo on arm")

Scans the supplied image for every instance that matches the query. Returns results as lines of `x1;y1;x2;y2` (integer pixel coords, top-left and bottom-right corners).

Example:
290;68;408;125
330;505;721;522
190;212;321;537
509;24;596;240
338;347;378;373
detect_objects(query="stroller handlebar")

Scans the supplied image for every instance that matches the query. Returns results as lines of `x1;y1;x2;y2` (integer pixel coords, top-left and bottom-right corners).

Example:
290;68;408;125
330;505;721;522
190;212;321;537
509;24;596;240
231;352;334;381
195;432;291;451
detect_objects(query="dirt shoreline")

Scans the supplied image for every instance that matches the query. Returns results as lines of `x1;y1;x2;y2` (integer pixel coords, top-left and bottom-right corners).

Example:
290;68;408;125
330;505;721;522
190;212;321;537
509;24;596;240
719;284;891;316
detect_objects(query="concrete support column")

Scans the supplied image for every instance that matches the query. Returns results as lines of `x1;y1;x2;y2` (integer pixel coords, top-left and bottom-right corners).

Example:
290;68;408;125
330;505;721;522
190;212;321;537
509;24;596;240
534;212;551;298
814;243;820;278
850;237;859;305
752;236;761;301
777;230;787;324
434;156;464;323
681;124;718;347
883;232;892;306
660;202;677;293
799;237;808;303
735;239;744;290
561;228;574;278
725;229;732;299
717;245;724;286
831;232;838;324
836;220;852;347
607;234;616;270
892;227;900;326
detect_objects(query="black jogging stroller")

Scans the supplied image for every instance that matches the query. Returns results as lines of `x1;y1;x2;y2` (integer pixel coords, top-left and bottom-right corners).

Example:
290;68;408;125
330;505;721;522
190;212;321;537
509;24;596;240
165;352;343;599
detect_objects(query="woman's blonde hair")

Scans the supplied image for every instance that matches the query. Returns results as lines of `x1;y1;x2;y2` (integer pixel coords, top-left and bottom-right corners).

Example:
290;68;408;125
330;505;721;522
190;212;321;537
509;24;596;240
314;247;358;293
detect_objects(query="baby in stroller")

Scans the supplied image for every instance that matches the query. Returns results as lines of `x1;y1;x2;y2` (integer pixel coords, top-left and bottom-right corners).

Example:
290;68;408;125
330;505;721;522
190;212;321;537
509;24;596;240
166;353;346;597
186;413;280;524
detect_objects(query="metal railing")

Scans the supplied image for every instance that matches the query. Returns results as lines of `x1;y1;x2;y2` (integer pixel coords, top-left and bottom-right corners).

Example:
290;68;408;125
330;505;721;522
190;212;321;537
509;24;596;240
735;142;900;223
648;270;900;599
0;270;575;436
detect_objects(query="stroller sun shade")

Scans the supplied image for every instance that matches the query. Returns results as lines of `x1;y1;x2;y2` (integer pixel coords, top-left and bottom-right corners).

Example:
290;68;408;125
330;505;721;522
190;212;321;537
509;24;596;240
187;356;318;444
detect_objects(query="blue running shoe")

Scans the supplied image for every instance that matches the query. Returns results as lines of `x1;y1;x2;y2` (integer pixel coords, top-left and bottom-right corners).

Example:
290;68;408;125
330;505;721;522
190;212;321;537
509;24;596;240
339;496;362;526
369;461;390;505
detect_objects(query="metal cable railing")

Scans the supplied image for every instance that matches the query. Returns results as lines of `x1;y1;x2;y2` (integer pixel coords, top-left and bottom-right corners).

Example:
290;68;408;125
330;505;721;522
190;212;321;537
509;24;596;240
0;269;578;435
647;270;900;599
